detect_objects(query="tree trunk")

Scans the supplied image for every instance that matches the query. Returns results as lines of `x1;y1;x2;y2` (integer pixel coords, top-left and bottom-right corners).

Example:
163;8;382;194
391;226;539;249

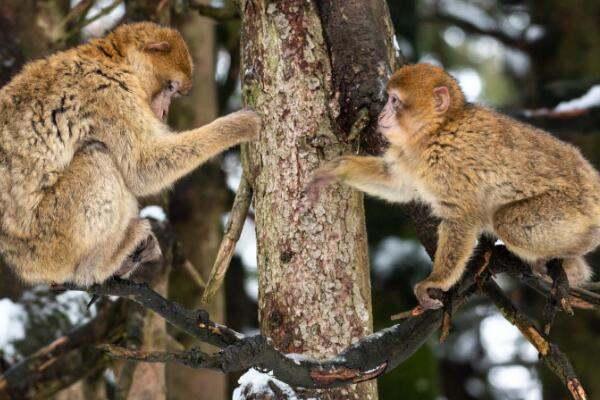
240;1;397;398
167;9;229;400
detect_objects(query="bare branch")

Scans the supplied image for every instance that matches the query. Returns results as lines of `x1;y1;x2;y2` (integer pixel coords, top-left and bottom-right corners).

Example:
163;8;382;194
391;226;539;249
181;259;206;289
201;176;252;304
422;13;528;51
0;301;128;400
482;279;588;400
188;1;239;21
64;279;243;348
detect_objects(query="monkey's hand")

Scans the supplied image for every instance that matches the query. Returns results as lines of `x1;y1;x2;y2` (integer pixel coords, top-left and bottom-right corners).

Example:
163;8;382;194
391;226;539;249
217;109;262;142
304;158;345;204
414;279;446;310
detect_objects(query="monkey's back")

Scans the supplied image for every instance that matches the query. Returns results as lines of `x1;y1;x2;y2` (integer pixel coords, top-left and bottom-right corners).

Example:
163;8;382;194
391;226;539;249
0;48;138;239
446;106;600;213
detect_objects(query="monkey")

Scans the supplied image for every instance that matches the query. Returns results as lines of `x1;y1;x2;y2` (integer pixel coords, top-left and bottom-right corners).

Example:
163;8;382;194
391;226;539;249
308;63;599;310
0;22;261;287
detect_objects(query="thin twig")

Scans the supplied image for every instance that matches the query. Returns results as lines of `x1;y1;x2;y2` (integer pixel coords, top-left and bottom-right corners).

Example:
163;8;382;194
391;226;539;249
181;259;206;289
482;279;588;400
201;176;252;304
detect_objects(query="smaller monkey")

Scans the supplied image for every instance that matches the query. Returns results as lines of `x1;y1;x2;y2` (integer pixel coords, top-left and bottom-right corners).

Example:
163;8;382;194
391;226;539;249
0;23;261;287
308;63;599;310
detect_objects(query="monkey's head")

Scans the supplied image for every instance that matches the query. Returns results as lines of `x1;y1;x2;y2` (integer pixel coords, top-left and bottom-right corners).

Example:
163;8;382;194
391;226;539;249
109;22;194;121
378;63;465;146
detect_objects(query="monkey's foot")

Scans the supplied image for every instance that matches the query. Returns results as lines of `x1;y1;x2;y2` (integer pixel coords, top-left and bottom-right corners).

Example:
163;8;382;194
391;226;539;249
414;281;445;310
116;234;163;278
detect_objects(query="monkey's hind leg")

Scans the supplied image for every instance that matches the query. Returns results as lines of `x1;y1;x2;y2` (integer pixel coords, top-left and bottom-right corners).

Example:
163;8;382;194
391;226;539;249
31;144;156;286
493;192;599;287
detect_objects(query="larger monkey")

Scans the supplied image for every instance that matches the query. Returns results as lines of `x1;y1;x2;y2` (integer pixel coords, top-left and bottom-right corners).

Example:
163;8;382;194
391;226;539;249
0;23;260;286
310;63;599;310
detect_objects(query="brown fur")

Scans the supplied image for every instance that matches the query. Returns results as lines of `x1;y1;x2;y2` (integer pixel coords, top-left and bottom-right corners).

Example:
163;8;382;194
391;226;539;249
0;22;260;286
309;63;599;309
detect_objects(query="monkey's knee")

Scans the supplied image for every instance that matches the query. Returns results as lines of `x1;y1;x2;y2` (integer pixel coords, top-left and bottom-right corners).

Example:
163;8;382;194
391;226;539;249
562;257;594;287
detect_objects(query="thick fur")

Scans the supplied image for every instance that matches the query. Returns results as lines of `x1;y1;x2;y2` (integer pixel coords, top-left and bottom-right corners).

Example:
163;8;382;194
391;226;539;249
310;63;599;309
0;23;260;286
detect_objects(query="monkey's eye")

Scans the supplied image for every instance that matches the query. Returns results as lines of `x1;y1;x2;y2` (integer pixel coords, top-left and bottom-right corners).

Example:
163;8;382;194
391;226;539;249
166;81;176;93
390;95;403;111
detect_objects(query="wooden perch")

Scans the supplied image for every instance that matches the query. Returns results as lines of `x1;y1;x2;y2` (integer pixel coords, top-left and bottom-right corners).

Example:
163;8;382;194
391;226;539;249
201;176;252;304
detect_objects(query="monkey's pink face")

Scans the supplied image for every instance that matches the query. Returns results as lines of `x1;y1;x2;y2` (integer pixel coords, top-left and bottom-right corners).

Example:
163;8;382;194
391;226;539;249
378;89;419;145
150;79;191;121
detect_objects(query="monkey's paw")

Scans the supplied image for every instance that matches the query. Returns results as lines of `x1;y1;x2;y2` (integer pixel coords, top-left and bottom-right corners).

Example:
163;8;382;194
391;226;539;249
414;280;445;310
303;162;341;204
226;109;262;141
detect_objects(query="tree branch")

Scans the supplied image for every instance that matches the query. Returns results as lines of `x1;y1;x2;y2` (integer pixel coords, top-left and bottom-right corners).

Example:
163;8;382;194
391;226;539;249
0;300;128;400
188;1;240;21
482;279;588;400
201;175;252;304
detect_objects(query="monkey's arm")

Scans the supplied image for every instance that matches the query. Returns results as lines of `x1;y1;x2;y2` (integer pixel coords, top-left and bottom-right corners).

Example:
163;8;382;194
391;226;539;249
124;110;260;196
308;155;417;203
414;219;479;309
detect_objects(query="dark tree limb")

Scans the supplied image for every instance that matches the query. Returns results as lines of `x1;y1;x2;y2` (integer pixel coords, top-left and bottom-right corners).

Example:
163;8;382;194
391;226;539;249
64;279;243;348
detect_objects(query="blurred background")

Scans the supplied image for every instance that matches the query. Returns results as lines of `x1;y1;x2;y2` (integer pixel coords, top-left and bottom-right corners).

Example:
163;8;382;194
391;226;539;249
0;0;598;399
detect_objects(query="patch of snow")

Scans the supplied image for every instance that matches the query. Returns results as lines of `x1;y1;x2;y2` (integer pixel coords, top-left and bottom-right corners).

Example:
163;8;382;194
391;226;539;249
436;0;497;31
506;11;530;32
285;353;315;365
244;276;258;302
481;313;537;364
418;54;442;67
71;0;125;39
0;299;27;358
555;85;600;112
222;153;243;192
216;48;231;83
504;48;531;77
55;290;96;324
394;36;413;59
467;36;502;61
372;237;430;279
449;329;477;361
232;368;299;400
489;366;542;400
140;205;167;222
450;68;483;101
525;25;545;42
443;26;466;48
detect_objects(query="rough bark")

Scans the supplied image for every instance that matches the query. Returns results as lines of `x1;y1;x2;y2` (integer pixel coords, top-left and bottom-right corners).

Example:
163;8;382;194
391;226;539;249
240;1;400;398
167;8;229;400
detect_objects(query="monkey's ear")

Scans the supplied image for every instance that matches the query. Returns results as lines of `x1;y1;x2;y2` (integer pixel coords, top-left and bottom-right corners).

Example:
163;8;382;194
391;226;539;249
433;86;450;113
144;41;171;52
